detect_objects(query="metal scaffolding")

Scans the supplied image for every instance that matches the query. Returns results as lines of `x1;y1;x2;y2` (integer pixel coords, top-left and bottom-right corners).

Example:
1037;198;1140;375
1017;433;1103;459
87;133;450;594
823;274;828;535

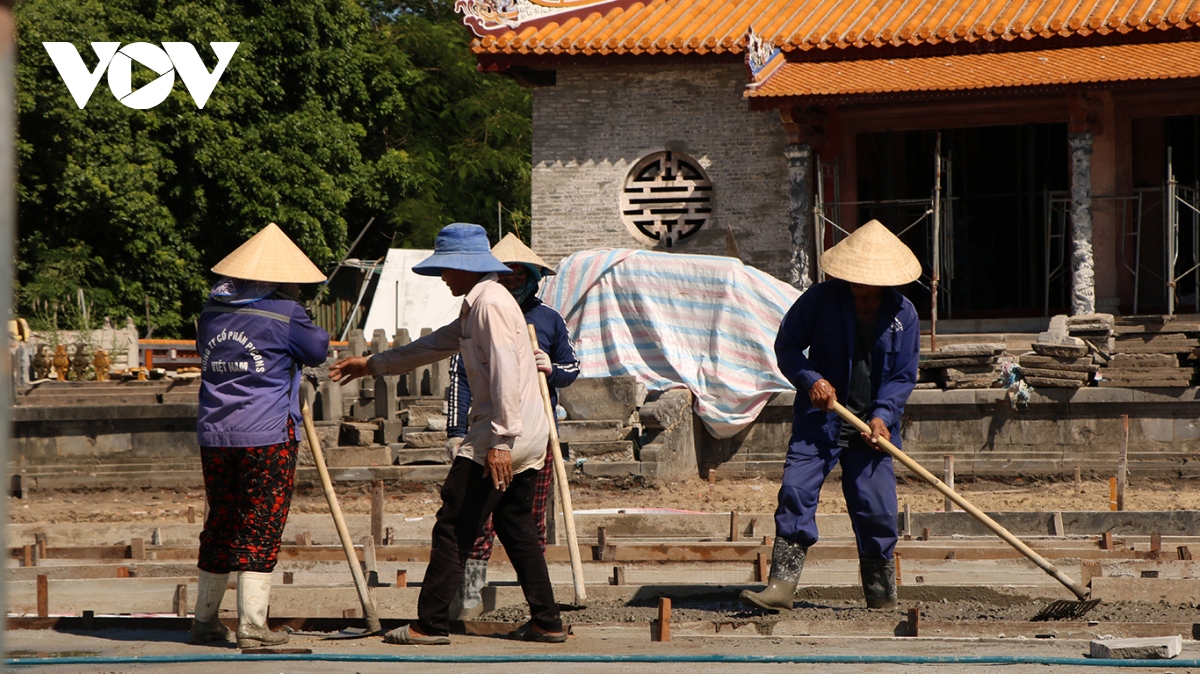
1119;188;1157;316
813;139;1200;318
1115;147;1200;316
1166;147;1200;315
811;137;952;344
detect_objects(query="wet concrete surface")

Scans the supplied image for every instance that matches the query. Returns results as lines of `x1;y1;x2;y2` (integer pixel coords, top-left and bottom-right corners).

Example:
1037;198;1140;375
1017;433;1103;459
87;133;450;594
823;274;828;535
479;588;1200;627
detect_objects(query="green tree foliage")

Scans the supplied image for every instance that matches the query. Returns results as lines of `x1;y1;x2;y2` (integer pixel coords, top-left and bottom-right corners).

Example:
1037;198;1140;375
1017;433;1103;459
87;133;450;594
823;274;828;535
16;0;531;336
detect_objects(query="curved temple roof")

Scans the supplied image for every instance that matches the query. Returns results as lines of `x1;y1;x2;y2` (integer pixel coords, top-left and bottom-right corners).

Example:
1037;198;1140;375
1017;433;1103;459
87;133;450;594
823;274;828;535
744;40;1200;101
468;0;1200;57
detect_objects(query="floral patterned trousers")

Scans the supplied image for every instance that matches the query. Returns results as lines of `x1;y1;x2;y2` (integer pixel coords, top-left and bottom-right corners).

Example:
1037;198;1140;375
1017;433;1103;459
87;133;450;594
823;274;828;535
198;420;298;573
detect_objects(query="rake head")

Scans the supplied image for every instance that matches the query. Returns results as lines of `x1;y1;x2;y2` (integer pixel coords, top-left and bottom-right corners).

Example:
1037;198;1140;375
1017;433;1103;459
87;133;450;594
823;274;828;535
1031;598;1101;621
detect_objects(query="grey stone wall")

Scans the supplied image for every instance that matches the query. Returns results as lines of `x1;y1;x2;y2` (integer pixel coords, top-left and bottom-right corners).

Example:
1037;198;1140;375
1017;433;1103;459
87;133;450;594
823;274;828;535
531;64;793;280
707;388;1200;479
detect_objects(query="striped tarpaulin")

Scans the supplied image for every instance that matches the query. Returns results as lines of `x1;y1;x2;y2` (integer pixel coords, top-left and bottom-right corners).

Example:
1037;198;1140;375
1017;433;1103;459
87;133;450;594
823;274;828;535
540;249;801;439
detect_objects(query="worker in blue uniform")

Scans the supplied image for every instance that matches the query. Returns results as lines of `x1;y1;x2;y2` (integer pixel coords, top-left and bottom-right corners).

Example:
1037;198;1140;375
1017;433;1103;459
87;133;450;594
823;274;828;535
444;234;579;620
742;220;921;611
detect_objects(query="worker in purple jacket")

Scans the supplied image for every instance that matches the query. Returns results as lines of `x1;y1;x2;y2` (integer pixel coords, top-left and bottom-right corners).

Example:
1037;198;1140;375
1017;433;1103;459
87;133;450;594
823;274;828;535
742;220;921;612
191;224;330;648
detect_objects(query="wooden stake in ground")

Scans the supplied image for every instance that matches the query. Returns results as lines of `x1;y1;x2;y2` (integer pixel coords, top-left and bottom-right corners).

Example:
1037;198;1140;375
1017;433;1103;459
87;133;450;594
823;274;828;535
655;597;671;642
528;325;587;606
300;401;381;634
943;455;955;512
36;574;48;618
370;480;384;546
1116;414;1128;511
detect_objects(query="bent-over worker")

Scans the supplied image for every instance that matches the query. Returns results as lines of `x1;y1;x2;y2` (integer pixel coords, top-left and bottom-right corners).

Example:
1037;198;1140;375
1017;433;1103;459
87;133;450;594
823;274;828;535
192;223;330;647
330;223;566;645
742;219;920;612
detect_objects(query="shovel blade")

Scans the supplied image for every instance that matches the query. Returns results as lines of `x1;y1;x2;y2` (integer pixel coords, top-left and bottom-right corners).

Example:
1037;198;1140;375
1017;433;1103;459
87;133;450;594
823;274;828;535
321;627;378;640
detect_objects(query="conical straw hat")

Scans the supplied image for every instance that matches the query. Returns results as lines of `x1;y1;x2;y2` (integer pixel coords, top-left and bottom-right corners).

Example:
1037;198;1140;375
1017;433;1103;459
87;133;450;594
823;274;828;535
818;219;921;286
491;233;555;275
211;223;327;283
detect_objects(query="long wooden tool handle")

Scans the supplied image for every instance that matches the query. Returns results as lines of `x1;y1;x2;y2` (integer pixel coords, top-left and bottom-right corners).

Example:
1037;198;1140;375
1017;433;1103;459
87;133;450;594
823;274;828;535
301;401;383;633
528;325;587;603
830;401;1090;601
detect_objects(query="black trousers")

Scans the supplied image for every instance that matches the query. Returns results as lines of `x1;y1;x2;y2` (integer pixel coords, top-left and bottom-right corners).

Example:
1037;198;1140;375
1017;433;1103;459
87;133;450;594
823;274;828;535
417;456;562;636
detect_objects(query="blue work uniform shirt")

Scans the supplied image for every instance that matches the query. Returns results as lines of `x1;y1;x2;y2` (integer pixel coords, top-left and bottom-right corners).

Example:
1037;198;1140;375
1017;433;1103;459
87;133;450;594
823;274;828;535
774;279;920;449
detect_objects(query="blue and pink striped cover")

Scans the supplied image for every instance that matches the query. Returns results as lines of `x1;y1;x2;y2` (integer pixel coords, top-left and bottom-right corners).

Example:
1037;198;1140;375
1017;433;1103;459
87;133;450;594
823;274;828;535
540;249;801;439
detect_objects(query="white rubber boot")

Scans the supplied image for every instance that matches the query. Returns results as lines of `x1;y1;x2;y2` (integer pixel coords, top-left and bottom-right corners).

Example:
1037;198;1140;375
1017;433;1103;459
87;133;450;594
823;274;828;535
189;570;232;645
235;571;289;648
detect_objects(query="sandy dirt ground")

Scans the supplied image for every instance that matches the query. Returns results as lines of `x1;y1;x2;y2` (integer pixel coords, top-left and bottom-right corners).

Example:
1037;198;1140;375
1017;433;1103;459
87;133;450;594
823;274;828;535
9;475;1200;524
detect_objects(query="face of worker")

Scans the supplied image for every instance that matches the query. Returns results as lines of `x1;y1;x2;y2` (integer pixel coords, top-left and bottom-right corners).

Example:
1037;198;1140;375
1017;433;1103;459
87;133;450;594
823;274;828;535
497;263;529;291
441;268;485;297
849;282;884;317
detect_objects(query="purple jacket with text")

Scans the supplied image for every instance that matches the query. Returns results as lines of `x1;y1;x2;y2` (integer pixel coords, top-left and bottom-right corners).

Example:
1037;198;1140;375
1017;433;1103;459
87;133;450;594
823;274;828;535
196;298;329;447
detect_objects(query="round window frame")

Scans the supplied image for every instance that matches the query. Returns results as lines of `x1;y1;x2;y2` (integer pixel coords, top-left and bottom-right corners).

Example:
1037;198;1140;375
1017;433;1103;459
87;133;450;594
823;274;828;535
619;150;714;248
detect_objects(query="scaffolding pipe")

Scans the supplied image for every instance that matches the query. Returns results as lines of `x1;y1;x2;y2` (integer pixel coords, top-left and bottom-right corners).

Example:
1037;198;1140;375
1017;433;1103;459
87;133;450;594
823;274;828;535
1168;146;1177;315
1134;190;1143;314
944;155;954;318
931;133;941;352
813;155;826;284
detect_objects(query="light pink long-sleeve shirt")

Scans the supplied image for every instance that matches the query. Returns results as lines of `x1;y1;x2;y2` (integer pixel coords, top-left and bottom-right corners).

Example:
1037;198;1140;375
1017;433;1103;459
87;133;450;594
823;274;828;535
367;275;549;474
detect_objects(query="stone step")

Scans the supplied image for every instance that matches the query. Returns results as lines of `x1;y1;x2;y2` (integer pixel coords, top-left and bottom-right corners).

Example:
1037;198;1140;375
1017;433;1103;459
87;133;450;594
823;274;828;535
723;453;787;463
558;376;645;422
573;460;645;477
404;405;446;428
16;460;202;474
339;421;379;446
563;440;634;461
325;445;392;468
14;393;162;407
375;419;405;445
557;420;631;443
22;381;174;393
710;458;787;474
390;445;449;466
401;427;447;448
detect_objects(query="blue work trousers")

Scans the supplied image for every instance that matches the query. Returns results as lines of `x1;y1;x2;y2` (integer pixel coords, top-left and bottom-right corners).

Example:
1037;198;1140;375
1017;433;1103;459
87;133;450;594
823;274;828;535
774;437;898;560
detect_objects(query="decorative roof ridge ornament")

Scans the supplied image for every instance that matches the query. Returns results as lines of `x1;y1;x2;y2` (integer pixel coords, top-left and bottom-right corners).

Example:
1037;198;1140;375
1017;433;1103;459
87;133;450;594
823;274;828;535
745;27;785;90
455;0;521;32
456;0;635;37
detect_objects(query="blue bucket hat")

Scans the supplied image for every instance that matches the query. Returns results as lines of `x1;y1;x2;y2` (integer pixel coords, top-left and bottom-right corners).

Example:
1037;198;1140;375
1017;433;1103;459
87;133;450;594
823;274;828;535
411;223;512;277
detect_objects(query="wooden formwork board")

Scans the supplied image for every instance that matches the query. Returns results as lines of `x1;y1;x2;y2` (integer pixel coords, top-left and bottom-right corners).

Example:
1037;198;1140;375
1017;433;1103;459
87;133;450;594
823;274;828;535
12;537;1195;569
6;578;420;619
13;557;1200;591
13;511;1200;549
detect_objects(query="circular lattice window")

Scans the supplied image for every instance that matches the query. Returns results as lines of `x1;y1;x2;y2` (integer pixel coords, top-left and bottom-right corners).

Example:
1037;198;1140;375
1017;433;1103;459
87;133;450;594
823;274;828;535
620;151;713;248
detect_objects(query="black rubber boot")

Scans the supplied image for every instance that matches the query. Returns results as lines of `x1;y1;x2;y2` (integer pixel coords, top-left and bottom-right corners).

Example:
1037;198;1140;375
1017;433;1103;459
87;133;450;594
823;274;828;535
739;538;807;612
860;558;898;608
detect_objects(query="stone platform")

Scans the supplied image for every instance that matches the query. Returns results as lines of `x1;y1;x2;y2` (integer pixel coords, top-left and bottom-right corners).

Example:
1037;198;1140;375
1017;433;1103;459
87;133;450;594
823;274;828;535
10;377;1200;489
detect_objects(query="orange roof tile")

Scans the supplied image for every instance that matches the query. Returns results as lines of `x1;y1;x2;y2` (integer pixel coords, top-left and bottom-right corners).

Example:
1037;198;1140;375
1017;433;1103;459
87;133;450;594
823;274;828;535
744;40;1200;99
471;0;1200;56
